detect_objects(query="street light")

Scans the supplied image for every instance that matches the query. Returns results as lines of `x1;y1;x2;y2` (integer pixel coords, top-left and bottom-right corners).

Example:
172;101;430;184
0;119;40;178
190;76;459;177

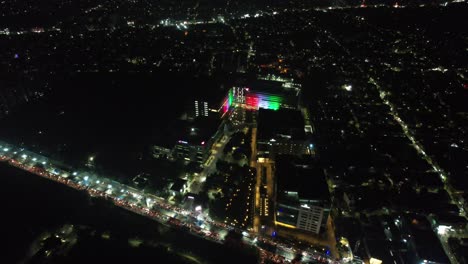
342;84;352;91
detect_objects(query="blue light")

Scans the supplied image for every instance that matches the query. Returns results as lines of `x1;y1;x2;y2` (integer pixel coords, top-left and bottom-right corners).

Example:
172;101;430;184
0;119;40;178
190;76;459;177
272;231;277;237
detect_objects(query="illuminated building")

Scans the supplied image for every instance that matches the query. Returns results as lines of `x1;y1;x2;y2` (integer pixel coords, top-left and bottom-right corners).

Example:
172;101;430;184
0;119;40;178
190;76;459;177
153;116;222;165
221;77;301;114
245;90;282;110
194;100;209;117
222;87;296;113
275;155;330;234
222;88;235;113
172;116;222;165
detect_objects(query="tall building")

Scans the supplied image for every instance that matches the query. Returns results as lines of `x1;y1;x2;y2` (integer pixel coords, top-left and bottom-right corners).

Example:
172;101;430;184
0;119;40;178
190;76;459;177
194;100;209;117
170;116;222;165
275;155;331;234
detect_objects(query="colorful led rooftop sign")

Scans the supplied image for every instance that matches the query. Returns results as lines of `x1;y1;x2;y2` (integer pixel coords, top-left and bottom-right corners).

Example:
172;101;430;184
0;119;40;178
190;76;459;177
223;87;283;113
245;92;281;110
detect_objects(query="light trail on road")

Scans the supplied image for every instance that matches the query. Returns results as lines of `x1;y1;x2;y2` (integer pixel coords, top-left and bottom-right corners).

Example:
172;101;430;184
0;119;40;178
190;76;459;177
0;140;337;264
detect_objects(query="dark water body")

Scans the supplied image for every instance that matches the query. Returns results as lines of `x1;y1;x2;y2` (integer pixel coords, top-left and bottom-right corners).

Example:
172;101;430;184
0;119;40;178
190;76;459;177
0;162;189;263
0;163;257;264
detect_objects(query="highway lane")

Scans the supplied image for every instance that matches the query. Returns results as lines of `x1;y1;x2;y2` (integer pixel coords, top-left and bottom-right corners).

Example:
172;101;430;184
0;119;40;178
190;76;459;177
0;141;337;264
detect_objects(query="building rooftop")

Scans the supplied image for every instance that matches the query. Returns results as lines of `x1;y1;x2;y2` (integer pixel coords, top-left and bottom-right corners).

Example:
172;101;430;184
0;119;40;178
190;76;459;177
257;108;306;142
176;116;221;146
170;178;187;192
248;79;298;95
246;79;300;109
154;115;221;148
275;155;330;205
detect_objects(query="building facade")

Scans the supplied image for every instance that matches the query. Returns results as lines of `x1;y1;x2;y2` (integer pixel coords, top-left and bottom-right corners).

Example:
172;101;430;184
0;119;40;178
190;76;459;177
276;192;330;234
194;100;209;117
275;156;331;234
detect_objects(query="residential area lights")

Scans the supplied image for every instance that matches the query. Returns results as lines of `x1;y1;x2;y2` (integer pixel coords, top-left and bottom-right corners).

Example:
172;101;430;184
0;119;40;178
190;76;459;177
371;76;466;218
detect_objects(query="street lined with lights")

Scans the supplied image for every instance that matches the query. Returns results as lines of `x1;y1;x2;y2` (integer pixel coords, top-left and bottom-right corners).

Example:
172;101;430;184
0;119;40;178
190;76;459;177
0;141;336;264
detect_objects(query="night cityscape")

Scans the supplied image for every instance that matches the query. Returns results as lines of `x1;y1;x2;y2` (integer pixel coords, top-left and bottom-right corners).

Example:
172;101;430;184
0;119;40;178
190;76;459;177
1;0;468;263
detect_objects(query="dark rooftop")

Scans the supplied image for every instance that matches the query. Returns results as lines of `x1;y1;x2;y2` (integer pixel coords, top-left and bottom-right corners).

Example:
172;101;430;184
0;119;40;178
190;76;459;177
177;116;221;145
248;79;299;96
155;115;221;148
257;108;305;141
170;178;187;192
275;155;330;204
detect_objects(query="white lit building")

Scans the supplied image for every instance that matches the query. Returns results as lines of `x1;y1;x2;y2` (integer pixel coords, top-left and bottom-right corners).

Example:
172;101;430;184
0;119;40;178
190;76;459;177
275;156;331;234
194;100;209;117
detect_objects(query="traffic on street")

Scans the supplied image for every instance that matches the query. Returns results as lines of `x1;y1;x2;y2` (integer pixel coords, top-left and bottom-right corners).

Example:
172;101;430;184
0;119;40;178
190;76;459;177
0;140;336;264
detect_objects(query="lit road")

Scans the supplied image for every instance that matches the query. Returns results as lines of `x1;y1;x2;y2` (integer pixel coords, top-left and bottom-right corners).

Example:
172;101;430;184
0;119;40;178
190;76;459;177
189;131;232;194
368;77;466;218
251;126;262;233
0;141;338;264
